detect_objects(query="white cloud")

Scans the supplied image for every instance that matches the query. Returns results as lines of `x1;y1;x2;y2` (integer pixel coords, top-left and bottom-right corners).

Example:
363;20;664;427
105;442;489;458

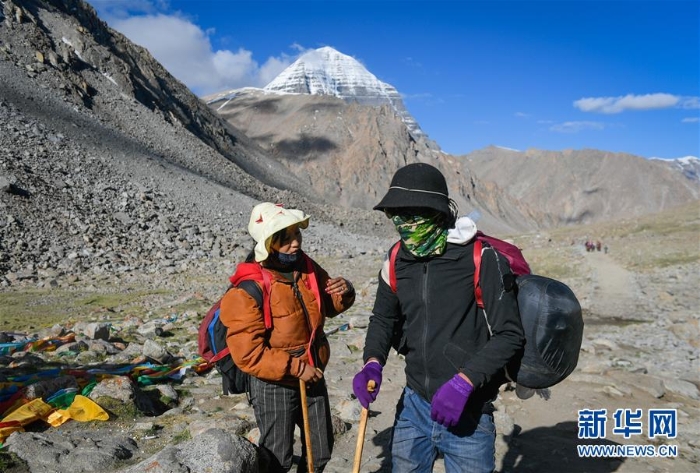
403;92;433;100
573;93;682;114
682;117;699;123
402;57;424;69
89;1;295;96
514;112;530;118
258;55;294;86
402;93;444;106
680;96;700;109
550;121;605;133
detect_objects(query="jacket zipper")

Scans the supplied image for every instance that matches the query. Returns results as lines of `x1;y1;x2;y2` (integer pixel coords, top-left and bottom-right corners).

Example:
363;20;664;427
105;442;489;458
422;261;430;395
292;279;314;335
292;277;317;365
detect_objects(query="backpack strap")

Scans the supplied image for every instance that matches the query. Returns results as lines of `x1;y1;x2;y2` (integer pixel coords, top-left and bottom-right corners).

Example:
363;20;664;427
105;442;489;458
238;280;264;311
209;338;228;363
388;241;401;293
239;277;272;330
473;238;484;309
229;262;274;329
259;268;273;329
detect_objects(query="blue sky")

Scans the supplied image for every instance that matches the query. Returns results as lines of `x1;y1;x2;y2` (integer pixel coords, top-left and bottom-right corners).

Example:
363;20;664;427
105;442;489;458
88;0;699;159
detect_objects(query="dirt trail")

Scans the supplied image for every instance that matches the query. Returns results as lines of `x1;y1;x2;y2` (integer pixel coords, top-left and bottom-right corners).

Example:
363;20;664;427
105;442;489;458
581;250;641;321
586;252;633;301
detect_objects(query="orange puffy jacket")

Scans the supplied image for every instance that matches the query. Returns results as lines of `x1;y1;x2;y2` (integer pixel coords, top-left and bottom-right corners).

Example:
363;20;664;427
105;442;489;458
219;255;354;385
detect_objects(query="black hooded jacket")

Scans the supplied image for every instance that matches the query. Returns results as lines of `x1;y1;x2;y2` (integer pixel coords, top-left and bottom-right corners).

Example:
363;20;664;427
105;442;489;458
363;240;525;415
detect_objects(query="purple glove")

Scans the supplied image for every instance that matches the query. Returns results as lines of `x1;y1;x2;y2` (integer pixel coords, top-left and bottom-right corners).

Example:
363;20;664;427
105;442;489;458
352;360;383;409
430;374;474;427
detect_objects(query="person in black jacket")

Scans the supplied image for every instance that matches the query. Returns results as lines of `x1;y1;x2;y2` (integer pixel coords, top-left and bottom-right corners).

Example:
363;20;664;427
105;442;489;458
353;163;524;473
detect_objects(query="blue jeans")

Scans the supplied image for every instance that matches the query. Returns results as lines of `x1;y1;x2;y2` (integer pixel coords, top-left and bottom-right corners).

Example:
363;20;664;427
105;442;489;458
391;386;496;473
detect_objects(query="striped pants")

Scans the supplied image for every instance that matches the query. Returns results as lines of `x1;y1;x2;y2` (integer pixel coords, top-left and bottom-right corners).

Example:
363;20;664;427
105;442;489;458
249;375;333;472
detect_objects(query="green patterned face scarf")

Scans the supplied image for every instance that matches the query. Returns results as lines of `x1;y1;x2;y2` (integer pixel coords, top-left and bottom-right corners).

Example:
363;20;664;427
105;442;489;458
390;212;448;258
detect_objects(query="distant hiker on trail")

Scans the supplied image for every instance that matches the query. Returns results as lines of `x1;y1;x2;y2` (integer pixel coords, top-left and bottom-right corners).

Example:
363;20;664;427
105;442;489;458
352;164;524;472
219;202;355;472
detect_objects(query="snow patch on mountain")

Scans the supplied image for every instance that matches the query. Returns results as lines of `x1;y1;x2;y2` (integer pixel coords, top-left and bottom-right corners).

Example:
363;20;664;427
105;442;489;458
652;156;700;181
264;47;397;98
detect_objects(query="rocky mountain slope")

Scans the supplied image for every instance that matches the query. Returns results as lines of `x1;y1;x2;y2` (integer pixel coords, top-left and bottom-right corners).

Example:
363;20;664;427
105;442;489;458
654;155;700;181
205;88;544;234
1;0;322;197
0;0;391;284
461;147;700;227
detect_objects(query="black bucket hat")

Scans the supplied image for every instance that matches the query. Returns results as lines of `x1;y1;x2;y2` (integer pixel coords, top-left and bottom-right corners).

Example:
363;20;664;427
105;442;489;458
374;163;452;217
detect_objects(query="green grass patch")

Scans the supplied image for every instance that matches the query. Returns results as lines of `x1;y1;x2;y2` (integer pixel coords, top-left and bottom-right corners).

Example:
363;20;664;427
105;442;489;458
172;429;192;444
0;450;26;471
0;287;170;332
74;290;165;309
521;248;583;280
166;297;210;316
619;248;699;271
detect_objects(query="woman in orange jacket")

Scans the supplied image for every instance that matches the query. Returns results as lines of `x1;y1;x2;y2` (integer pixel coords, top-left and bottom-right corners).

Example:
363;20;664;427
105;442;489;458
219;202;355;472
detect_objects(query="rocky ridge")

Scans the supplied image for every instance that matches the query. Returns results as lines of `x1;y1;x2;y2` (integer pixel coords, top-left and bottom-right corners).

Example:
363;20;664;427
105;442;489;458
0;0;393;285
0;94;388;286
461;147;700;227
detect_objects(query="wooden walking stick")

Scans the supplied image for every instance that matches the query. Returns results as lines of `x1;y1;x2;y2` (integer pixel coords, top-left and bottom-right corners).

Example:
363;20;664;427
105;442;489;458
299;378;315;473
352;380;376;473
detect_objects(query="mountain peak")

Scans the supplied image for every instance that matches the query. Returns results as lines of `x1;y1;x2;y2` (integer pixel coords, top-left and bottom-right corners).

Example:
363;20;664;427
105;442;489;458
263;47;437;148
264;47;389;97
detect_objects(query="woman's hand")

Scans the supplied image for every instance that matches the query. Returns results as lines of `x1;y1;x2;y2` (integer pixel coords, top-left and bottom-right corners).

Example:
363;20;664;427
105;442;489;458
325;277;353;295
298;362;324;384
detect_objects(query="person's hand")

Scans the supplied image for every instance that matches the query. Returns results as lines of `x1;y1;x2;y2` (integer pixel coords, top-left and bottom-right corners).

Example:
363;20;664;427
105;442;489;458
430;373;474;427
325;277;353;295
298;362;323;384
352;360;382;408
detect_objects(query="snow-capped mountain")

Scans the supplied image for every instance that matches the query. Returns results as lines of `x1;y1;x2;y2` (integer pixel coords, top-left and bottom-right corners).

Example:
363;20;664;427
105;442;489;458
264;47;396;96
652;156;700;181
263;47;436;148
